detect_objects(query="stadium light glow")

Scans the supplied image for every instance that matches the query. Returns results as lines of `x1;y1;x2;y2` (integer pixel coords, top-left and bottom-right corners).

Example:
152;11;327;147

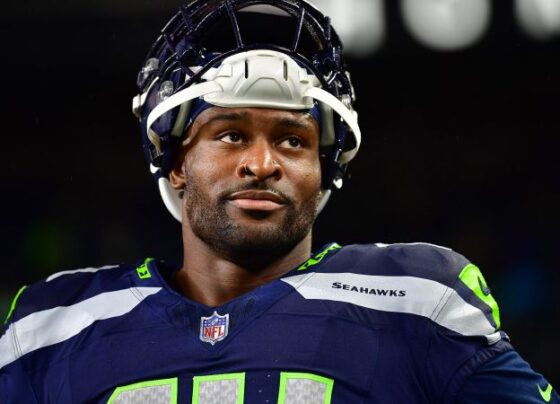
515;0;560;40
401;0;492;51
309;0;386;56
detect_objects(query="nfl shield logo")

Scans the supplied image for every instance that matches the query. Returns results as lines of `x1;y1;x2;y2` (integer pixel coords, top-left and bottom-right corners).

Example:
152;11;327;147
200;311;229;345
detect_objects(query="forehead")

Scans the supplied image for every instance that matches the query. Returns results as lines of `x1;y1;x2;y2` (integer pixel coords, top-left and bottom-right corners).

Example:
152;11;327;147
192;106;319;132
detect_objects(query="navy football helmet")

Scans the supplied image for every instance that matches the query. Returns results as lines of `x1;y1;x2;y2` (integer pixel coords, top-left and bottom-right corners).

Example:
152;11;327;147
133;0;361;221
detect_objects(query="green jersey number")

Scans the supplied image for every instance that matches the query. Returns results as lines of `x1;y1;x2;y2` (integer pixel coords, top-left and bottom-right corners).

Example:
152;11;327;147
108;372;333;404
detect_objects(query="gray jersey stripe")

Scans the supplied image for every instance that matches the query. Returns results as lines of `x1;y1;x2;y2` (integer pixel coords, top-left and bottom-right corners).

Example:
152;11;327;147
0;287;161;369
281;273;498;341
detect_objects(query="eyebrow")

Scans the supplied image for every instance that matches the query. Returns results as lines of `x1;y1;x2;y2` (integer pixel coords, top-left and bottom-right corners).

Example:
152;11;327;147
205;111;250;124
276;115;315;130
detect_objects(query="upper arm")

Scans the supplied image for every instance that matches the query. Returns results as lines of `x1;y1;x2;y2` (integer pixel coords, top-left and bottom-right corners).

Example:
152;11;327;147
0;287;39;403
0;359;39;404
454;350;559;404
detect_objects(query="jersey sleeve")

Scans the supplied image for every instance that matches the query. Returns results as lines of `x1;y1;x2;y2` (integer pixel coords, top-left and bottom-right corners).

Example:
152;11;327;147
0;287;39;403
0;356;39;403
454;351;559;403
415;249;556;403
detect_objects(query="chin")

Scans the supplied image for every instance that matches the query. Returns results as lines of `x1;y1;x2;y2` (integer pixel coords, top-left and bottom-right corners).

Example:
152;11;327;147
233;221;300;248
196;215;310;261
185;191;317;260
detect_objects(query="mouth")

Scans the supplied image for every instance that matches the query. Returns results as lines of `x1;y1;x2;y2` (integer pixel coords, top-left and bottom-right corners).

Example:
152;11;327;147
227;190;287;211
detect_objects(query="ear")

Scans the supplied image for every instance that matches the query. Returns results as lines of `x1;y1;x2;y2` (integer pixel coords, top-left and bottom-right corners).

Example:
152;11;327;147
169;154;186;190
169;121;199;190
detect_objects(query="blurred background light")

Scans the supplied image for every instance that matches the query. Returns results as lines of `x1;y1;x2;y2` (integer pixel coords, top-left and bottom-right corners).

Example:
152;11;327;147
516;0;560;40
310;0;386;57
401;0;492;51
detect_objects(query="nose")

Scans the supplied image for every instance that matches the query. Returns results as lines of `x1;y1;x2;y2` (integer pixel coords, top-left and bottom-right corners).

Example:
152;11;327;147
237;139;282;181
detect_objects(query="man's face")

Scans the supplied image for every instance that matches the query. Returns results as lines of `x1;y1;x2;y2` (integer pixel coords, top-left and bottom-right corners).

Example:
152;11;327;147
171;107;322;259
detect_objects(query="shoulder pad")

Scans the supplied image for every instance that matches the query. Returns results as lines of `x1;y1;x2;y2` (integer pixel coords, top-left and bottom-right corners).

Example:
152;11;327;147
0;261;163;371
5;263;130;323
284;242;503;344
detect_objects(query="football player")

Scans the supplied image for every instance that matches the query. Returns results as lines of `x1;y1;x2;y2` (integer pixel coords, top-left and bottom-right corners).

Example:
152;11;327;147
1;0;557;402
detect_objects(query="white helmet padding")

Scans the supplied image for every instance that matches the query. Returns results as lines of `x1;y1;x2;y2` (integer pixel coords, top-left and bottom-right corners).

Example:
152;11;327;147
143;50;361;222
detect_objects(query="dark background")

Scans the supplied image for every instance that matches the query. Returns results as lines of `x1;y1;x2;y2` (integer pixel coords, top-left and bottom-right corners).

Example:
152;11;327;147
1;0;559;386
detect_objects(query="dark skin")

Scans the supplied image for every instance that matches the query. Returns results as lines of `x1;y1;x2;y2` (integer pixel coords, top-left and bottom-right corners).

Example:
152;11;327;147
169;107;322;306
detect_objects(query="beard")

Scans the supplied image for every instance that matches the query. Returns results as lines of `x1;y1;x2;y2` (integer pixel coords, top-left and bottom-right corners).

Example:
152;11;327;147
183;173;320;264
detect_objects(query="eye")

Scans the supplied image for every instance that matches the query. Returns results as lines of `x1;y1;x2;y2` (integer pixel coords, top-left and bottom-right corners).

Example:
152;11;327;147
219;132;243;144
278;136;303;149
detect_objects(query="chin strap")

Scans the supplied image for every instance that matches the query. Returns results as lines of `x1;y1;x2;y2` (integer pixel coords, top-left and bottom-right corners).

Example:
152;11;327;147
158;176;183;222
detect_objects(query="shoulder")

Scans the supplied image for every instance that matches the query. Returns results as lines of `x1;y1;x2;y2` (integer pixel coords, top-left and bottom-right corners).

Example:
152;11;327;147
287;242;502;342
4;262;134;324
0;259;162;371
348;242;502;336
333;242;470;284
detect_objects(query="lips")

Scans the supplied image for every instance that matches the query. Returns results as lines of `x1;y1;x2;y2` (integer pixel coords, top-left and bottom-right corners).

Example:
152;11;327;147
227;190;287;211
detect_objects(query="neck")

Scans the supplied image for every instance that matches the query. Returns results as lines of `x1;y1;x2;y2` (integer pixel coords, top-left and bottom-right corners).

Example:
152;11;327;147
173;226;312;307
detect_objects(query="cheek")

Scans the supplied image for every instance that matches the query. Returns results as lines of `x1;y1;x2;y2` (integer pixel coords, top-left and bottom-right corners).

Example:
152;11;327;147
185;143;219;175
183;146;238;194
288;157;322;195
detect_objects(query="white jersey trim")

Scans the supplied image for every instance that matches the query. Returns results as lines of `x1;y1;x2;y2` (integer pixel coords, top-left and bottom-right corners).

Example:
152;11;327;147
281;273;498;343
46;265;119;282
0;287;161;370
374;242;452;251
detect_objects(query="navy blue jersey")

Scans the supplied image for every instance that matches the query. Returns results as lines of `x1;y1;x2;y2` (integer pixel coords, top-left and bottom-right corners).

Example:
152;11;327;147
1;243;557;403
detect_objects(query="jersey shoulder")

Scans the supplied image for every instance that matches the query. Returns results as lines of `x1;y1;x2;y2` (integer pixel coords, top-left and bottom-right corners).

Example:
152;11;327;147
330;242;470;284
0;259;165;371
326;242;497;304
4;262;136;325
289;242;503;342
